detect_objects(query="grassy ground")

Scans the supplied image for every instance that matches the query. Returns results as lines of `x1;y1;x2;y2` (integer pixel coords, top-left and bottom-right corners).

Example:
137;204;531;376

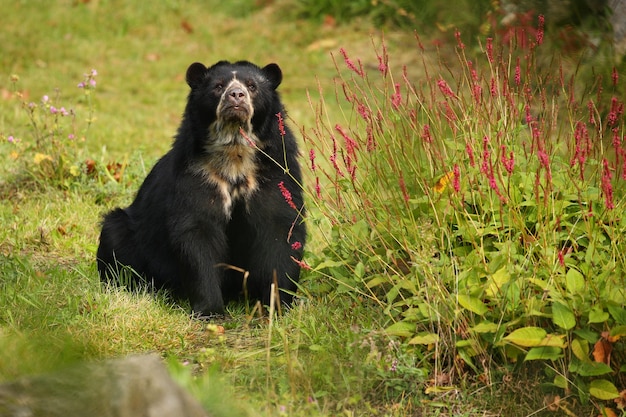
0;1;582;416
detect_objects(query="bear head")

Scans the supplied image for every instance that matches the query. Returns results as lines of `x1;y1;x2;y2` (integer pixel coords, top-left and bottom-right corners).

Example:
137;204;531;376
185;61;283;147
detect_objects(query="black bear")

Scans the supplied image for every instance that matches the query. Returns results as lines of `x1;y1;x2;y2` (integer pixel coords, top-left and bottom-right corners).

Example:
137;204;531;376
97;60;306;316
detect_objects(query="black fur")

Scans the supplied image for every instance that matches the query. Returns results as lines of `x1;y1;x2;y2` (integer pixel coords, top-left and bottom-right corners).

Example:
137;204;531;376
97;61;306;316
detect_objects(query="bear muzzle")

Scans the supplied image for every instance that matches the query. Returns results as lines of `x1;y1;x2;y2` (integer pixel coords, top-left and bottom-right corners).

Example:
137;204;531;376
217;81;254;123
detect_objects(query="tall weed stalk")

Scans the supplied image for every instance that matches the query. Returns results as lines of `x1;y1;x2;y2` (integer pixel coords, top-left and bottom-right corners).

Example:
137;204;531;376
303;20;626;412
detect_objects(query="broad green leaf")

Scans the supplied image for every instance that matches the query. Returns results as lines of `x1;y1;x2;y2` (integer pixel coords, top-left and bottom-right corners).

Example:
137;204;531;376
588;306;610;324
457;294;488;315
417;303;436;321
385;321;415;337
538;334;567;348
365;276;386;288
570;338;589;361
565;268;585;294
314;260;346;270
456;346;479;373
354;262;365;279
504;327;547;347
589;379;620;400
425;386;457;394
528;278;548;290
552;302;576;330
456;339;477;355
553;375;568;389
608;303;626;325
470;321;499;334
574;328;599;343
524;346;562;361
570;360;613;376
408;332;439;345
485;266;511;298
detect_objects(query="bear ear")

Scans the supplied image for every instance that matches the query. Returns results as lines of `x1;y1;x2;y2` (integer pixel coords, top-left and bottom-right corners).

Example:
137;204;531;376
186;62;207;89
262;63;282;90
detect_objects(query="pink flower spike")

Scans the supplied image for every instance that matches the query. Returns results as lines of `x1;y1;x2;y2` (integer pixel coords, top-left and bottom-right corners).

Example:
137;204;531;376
537;15;545;45
278;181;298;210
391;83;402;109
276;112;286;136
339;47;364;77
486;38;494;63
309;148;317;171
421;124;432;143
291;241;302;251
601;158;615;209
452;164;460;192
465;143;475;167
437;78;456;99
315;177;322;199
377;55;388;76
455;30;465;49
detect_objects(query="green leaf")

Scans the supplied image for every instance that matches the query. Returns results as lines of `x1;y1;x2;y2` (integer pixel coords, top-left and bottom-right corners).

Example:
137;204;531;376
570;338;589;361
314;260;345;270
552;302;576;330
485;266;511;298
538;334;567;348
354;262;365;279
570;360;613;376
588;306;609;324
457;294;488;315
608;303;626;325
365;276;386;288
589;379;620;400
565;268;585;294
524;346;562;361
385;321;415;337
408;332;439;345
470;321;499;334
504;327;547;347
553;374;568;389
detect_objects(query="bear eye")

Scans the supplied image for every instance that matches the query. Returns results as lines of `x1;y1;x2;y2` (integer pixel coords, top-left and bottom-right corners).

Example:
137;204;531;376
214;82;224;92
246;82;256;92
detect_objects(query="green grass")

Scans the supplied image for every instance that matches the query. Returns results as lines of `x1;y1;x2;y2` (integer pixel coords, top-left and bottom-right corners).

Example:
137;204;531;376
1;1;622;416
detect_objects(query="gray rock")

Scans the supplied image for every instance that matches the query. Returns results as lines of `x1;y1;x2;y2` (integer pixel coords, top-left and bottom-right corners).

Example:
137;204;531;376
0;354;210;417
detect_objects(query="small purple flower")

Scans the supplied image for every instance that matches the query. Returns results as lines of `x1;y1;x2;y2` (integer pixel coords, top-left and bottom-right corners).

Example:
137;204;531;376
42;95;49;103
50;106;58;114
77;82;85;89
89;79;97;87
7;135;15;143
68;134;75;140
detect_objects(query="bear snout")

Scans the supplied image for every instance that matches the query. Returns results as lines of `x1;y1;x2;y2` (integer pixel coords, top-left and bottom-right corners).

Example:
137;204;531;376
226;87;247;106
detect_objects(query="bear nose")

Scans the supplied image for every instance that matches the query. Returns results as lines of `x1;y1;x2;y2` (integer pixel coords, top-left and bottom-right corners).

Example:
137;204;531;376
227;87;246;105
